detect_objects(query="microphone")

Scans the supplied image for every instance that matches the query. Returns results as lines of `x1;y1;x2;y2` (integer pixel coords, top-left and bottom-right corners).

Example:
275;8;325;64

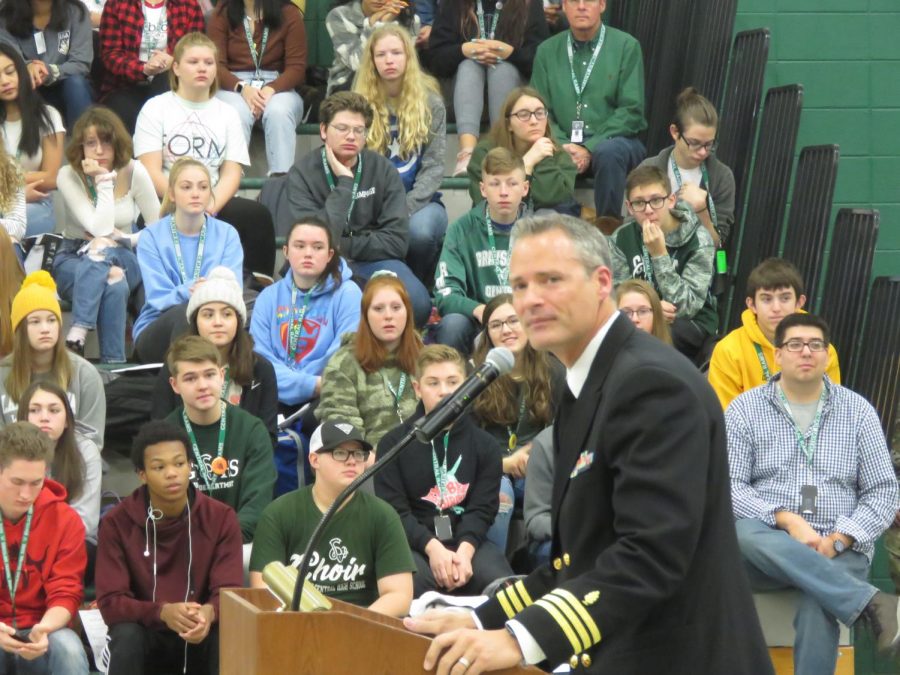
413;347;515;443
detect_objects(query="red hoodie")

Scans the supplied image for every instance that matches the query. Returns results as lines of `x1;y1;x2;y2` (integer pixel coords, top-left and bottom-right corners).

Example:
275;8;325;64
95;486;242;631
0;479;86;628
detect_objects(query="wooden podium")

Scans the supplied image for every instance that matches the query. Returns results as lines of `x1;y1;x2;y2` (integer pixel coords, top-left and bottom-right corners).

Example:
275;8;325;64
221;588;542;674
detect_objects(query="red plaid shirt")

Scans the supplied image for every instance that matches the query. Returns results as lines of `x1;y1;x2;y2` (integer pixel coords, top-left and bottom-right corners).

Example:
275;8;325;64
99;0;204;97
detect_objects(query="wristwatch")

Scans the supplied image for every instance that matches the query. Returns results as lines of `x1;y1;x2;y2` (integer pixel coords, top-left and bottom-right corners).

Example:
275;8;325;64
235;81;245;93
832;537;847;555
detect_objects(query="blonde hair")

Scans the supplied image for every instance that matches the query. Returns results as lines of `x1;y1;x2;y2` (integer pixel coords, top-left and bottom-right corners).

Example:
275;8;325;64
353;25;440;159
615;279;672;345
169;32;219;96
2;318;72;406
160;158;213;215
415;344;465;380
0;142;23;214
0;229;24;357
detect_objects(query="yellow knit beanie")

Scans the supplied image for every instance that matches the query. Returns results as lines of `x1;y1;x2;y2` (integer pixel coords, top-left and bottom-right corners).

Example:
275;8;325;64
11;271;61;331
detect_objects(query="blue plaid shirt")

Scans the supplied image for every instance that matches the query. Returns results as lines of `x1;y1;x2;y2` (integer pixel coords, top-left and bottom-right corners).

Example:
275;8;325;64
726;375;898;561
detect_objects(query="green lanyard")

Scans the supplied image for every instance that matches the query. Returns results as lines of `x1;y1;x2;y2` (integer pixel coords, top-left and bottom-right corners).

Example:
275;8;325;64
484;204;510;288
430;433;464;515
170;218;207;285
0;507;33;629
288;278;316;363
669;156;719;232
321;147;363;228
506;391;527;452
778;384;827;467
566;25;606;120
86;176;98;207
752;342;771;381
639;241;655;287
183;402;227;491
475;0;502;40
383;371;407;422
242;17;269;78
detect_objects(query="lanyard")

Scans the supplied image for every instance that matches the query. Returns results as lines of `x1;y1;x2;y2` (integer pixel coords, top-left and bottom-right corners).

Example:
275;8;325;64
86;176;98;206
567;25;606;119
506;391;527;452
183;402;227;491
475;0;502;40
321;147;363;228
430;433;450;513
383;371;407;422
669;156;719;232
170;218;207;285
0;507;33;629
752;342;771;381
778;383;826;467
242;17;269;77
289;278;315;363
484;204;510;288
640;242;655;287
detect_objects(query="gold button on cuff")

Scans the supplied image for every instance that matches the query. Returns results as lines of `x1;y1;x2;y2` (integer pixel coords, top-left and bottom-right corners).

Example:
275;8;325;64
553;558;563;570
563;553;571;566
581;653;592;668
569;655;579;669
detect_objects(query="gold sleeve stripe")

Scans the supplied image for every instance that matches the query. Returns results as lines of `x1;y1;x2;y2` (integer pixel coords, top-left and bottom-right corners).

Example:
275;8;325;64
551;589;602;644
514;580;533;606
535;598;583;654
504;586;525;614
498;591;516;620
542;593;591;650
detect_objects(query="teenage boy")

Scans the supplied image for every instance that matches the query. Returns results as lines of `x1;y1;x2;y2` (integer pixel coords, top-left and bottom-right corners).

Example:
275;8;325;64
0;423;88;675
708;257;841;409
727;314;900;673
287;91;431;327
609;165;717;361
249;421;415;617
96;421;243;675
376;345;513;597
434;148;529;354
164;335;276;544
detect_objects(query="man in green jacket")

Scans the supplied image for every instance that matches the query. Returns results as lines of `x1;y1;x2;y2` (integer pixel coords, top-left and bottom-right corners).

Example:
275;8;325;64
434;148;529;354
531;0;646;218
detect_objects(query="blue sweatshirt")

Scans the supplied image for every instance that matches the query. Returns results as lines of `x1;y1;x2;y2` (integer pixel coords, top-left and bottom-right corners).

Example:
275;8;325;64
249;262;362;406
134;215;244;339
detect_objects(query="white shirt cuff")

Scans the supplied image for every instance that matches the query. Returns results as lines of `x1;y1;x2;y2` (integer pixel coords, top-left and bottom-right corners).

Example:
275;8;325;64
471;611;483;630
506;619;547;665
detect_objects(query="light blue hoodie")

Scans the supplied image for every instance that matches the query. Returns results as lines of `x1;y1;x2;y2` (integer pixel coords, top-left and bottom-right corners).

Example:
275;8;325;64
134;215;244;339
250;262;362;406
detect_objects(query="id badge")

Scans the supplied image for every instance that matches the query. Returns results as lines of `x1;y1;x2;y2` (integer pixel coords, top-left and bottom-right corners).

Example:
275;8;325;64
800;484;817;517
249;78;265;90
434;514;453;541
570;120;584;144
34;32;47;55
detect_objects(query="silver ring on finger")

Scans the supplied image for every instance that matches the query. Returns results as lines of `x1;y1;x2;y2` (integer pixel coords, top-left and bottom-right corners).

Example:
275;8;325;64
457;656;471;670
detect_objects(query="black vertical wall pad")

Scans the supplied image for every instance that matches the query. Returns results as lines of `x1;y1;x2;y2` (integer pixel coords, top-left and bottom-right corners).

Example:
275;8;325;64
683;0;738;112
781;145;840;308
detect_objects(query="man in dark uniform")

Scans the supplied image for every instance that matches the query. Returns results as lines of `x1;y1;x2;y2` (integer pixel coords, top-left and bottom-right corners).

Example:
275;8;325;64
405;214;773;674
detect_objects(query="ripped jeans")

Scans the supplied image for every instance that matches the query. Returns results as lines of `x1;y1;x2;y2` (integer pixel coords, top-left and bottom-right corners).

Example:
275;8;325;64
53;239;141;362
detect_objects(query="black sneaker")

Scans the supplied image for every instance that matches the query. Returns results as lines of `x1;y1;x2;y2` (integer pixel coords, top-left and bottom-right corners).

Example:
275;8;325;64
65;339;84;357
863;591;900;653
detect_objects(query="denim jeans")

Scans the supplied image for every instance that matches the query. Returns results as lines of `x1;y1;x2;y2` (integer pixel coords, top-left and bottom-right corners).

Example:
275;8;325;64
215;71;304;174
26;198;56;237
433;312;479;355
588;136;645;217
41;74;94;129
486;475;515;552
53;240;141;362
0;627;89;675
735;518;876;675
407;201;448;286
453;59;522;136
350;259;431;328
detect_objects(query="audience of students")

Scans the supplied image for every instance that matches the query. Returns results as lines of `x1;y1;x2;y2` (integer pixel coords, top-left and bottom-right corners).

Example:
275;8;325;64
615;278;673;345
54;106;160;362
208;0;307;176
426;0;549;177
316;273;422;450
354;25;448;287
467;86;577;215
0;143;25;250
0;43;65;238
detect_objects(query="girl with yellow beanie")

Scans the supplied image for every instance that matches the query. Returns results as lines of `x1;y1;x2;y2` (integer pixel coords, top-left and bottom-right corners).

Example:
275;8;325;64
0;271;107;448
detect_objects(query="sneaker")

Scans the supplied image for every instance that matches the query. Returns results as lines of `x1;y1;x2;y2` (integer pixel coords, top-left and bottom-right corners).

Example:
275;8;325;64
453;149;473;177
863;591;900;653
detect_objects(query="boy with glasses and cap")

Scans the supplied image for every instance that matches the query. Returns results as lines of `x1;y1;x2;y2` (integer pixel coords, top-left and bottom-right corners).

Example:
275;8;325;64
249;420;414;618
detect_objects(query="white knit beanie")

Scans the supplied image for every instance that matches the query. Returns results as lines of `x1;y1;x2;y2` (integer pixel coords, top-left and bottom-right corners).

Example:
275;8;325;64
186;267;247;325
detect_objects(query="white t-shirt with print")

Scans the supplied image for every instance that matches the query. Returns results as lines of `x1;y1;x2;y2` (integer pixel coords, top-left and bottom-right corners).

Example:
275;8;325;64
139;3;168;63
133;92;250;186
0;104;65;172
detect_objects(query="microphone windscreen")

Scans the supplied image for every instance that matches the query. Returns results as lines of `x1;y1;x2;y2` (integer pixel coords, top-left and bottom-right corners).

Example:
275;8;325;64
485;347;515;375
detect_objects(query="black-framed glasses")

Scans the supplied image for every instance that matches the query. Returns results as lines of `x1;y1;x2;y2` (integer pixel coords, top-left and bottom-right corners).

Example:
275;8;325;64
488;316;521;332
508;108;548;122
628;195;670;212
620;307;653;320
329;123;367;138
324;447;371;463
679;133;718;153
779;338;828;353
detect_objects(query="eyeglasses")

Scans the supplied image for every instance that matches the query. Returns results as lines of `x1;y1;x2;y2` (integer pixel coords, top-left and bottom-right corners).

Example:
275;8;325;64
619;307;653;320
779;338;828;353
488;316;521;332
323;447;371;463
508;108;548;122
627;195;670;212
83;139;113;150
329;123;368;138
679;134;718;153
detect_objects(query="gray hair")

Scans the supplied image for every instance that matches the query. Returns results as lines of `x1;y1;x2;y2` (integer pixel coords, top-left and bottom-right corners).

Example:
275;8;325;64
510;214;612;274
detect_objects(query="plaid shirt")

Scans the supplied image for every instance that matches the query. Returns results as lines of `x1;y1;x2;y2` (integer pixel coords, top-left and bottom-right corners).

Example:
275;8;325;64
726;375;898;561
98;0;204;96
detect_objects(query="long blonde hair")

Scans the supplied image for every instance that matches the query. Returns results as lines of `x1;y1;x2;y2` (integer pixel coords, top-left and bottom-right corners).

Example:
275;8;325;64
0;142;23;214
0;229;23;357
2;318;72;405
160;158;214;215
353;25;440;159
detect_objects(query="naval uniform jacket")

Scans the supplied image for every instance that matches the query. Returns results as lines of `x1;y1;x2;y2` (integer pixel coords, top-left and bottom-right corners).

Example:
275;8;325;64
475;315;772;674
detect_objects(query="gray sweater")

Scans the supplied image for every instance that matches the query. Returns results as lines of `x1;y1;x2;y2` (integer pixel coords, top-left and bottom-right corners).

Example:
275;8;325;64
405;91;446;216
0;4;92;83
523;426;553;545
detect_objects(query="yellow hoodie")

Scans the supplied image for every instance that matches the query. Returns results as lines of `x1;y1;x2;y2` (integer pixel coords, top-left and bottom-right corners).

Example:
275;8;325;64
708;308;841;410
